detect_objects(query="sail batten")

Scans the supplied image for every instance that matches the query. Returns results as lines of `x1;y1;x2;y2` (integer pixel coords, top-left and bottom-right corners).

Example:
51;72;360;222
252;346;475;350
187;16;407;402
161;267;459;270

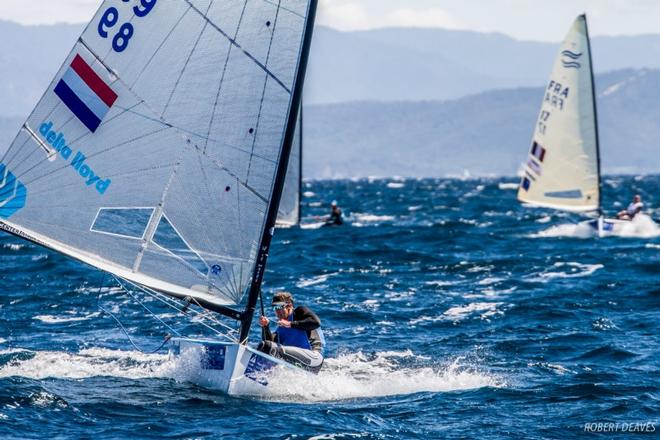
0;0;316;310
517;15;600;213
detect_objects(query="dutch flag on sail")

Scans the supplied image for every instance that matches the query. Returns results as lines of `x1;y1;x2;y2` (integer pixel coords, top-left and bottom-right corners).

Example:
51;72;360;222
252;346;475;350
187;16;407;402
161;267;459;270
54;55;118;133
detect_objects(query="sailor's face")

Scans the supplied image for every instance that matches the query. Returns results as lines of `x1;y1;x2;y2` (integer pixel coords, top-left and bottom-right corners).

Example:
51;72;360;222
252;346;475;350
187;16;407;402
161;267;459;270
634;196;641;203
275;303;292;319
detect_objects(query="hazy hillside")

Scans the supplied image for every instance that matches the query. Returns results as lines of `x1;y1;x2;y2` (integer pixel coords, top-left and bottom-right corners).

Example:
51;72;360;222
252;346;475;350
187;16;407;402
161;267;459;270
5;20;660;113
2;21;659;177
0;21;82;118
307;27;660;104
302;69;660;178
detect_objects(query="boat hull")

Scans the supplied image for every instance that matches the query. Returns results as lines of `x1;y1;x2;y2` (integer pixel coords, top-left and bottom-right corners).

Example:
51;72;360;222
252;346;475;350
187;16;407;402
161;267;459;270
170;338;309;395
583;217;630;237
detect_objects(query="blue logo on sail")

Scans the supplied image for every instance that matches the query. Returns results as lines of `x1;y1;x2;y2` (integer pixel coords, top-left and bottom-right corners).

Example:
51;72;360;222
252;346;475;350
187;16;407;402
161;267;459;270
561;50;582;69
0;164;27;219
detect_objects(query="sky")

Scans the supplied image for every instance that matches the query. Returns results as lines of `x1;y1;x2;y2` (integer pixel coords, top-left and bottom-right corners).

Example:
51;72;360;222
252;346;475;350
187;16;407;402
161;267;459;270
1;0;660;41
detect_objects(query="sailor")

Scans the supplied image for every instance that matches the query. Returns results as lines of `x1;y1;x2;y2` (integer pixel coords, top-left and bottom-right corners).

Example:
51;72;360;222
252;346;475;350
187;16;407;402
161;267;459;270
616;194;644;220
324;200;344;226
258;292;325;373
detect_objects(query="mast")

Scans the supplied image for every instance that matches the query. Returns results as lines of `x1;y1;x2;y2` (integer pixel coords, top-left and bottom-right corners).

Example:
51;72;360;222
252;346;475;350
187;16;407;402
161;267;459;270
239;0;318;343
298;99;304;225
583;13;602;215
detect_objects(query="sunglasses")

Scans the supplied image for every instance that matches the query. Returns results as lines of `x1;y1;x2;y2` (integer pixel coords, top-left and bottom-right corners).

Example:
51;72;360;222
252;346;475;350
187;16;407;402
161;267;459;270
272;303;289;312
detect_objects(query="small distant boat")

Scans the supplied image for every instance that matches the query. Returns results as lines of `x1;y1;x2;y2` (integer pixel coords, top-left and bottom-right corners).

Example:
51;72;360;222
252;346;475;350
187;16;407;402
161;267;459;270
516;14;649;237
0;0;320;395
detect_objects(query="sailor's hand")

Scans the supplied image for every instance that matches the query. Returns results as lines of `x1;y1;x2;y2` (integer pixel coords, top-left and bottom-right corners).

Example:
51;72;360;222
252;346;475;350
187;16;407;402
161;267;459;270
277;319;291;328
259;316;269;327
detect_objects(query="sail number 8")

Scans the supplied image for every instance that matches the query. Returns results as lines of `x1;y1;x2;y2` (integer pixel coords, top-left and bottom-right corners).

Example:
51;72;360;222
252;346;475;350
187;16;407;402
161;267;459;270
98;0;158;53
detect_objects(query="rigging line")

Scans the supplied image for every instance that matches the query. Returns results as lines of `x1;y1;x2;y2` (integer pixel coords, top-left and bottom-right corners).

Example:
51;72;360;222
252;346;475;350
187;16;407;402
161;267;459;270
262;0;305;19
11;105;146;183
114;275;239;339
246;0;283;183
99;302;174;354
122;286;183;337
117;104;279;164
162;2;214;117
128;6;192;89
191;154;219;255
96;275;178;354
65;101;146;146
24;163;176;198
187;295;241;342
183;0;291;94
19;126;172;187
203;0;248;155
3;111;75;172
191;146;271;204
115;278;235;340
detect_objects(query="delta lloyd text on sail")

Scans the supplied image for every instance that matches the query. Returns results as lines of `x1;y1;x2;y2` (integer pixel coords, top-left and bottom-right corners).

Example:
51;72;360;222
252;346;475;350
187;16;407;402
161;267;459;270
39;121;111;195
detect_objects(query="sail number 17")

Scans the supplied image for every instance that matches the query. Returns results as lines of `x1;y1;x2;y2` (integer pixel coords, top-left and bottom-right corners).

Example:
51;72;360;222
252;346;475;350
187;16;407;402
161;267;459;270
98;0;158;53
537;110;551;135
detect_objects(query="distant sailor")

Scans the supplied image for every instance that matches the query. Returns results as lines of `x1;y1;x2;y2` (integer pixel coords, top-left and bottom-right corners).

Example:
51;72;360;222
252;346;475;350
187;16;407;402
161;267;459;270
324;200;344;226
616;194;644;220
258;292;325;373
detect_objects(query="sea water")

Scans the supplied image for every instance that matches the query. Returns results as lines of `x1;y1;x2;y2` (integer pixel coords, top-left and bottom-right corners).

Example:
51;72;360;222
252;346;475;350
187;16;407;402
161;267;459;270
1;175;658;439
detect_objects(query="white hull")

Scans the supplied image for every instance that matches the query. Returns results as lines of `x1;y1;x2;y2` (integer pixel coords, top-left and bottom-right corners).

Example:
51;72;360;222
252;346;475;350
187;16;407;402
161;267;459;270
170;338;310;395
582;217;634;237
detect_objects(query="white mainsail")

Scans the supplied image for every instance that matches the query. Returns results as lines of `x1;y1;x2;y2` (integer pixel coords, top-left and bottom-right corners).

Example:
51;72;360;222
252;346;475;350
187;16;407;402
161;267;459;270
517;14;601;213
277;105;302;226
0;0;315;309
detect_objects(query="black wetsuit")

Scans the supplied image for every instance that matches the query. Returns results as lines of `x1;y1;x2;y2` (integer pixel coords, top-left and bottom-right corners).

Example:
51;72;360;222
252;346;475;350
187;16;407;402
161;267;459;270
325;208;343;226
259;306;325;372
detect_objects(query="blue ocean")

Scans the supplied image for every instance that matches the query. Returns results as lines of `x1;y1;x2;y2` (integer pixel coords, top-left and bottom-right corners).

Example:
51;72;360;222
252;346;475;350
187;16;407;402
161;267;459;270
1;175;658;439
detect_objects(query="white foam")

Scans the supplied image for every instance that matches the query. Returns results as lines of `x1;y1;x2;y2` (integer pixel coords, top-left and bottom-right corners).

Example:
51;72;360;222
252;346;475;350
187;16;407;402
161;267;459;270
296;273;336;288
424;280;459;287
2;243;25;251
0;348;171;380
614;214;660;238
234;351;501;402
442;302;503;322
498;182;518;190
386;182;405;189
300;221;325;230
1;347;502;402
532;214;660;239
477;277;504;286
351;213;396;226
531;262;603;282
531;222;594;238
646;244;660;249
33;312;100;324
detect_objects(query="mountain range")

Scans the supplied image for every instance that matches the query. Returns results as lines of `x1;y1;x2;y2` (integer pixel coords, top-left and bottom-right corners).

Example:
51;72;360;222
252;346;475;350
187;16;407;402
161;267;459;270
1;20;659;176
304;69;660;178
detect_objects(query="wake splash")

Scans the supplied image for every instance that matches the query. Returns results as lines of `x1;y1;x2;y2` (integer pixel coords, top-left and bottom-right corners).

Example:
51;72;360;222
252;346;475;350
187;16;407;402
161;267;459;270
233;350;501;402
0;347;171;380
531;214;660;239
0;347;500;402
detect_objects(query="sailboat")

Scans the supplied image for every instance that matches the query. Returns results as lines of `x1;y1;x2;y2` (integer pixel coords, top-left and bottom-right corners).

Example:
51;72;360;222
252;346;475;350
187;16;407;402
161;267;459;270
0;0;319;394
517;14;629;237
276;105;303;227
